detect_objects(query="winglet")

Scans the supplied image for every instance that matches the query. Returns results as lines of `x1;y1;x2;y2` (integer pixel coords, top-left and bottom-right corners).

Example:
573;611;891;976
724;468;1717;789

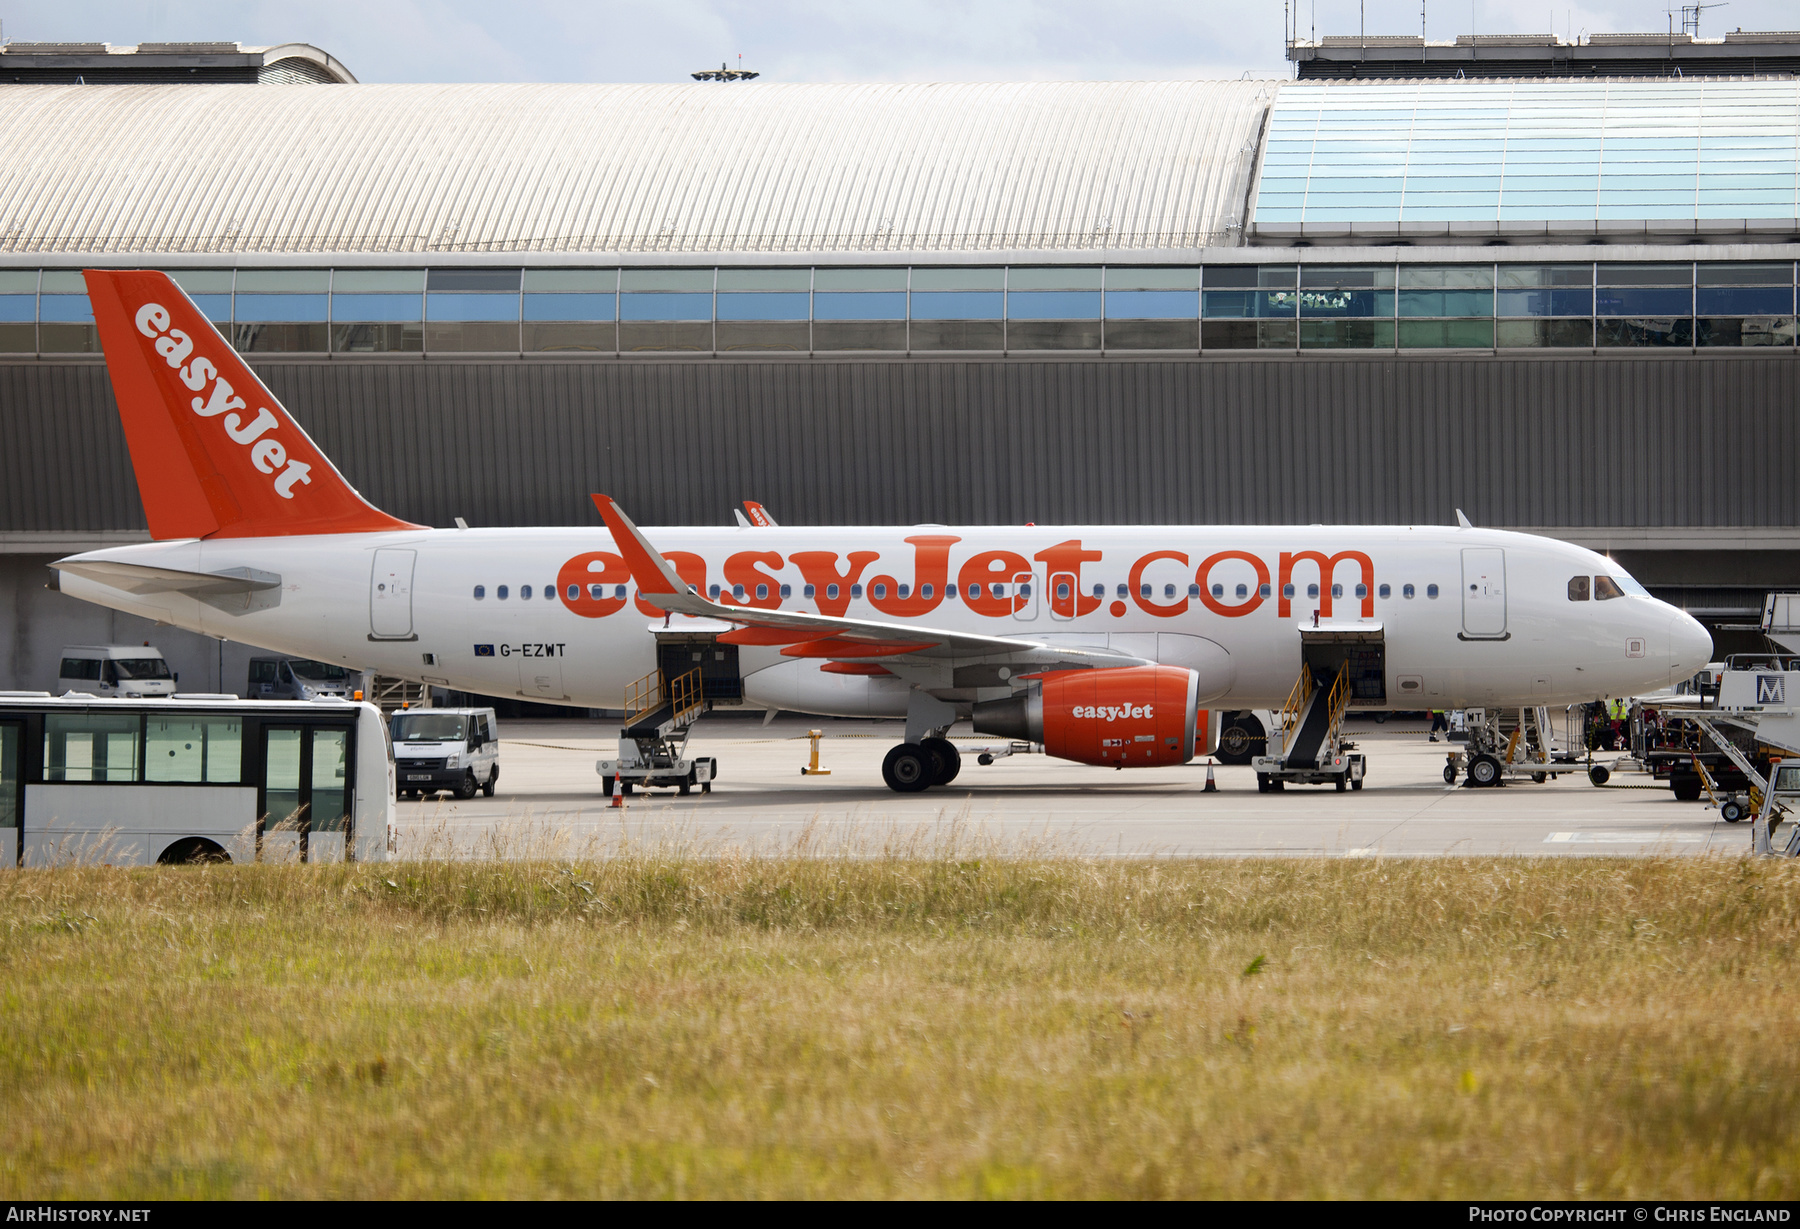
1455;508;1474;529
591;495;688;596
742;500;777;527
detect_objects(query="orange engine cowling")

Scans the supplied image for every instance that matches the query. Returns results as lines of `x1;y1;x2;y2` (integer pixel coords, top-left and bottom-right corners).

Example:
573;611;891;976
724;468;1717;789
971;666;1204;768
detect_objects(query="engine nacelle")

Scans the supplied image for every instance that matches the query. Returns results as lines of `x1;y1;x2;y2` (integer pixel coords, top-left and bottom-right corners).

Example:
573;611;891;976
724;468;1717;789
971;666;1205;768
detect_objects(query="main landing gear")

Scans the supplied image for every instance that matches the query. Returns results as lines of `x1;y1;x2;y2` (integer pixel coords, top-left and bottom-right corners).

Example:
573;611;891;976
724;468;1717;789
882;737;962;792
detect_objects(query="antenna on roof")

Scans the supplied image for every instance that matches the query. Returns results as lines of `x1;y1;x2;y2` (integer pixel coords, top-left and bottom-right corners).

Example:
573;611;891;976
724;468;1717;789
692;54;758;81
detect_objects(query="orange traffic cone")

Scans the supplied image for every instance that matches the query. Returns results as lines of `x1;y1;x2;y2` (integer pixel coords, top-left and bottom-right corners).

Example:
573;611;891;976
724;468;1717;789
609;775;623;808
1204;760;1218;792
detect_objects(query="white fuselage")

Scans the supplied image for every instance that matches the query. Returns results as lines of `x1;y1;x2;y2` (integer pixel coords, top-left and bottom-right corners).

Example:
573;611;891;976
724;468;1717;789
56;524;1710;714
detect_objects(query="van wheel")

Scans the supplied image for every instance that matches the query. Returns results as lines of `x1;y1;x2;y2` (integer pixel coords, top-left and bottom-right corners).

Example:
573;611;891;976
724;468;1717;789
454;772;478;800
482;768;497;798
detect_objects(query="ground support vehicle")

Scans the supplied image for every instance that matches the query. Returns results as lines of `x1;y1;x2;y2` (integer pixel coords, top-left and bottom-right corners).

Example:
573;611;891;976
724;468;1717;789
1252;661;1365;792
1683;666;1800;846
249;655;360;701
597;668;716;796
1444;706;1580;788
392;707;499;799
57;645;176;699
0;693;391;866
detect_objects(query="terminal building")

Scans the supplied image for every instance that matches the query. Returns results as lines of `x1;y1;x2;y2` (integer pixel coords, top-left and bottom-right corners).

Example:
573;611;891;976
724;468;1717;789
0;35;1797;696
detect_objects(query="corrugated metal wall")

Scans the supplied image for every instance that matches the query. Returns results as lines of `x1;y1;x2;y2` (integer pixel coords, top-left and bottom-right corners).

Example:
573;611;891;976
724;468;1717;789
2;355;1796;532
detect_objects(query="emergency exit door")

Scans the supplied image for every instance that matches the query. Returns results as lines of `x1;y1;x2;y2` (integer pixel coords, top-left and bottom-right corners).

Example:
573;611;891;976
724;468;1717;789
1461;547;1508;638
370;548;416;640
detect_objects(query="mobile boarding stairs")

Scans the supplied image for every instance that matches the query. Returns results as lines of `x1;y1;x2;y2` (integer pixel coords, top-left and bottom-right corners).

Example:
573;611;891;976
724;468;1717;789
1253;660;1365;791
596;667;717;796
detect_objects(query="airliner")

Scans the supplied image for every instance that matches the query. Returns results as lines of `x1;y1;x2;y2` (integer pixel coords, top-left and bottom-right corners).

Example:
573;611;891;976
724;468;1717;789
50;271;1711;792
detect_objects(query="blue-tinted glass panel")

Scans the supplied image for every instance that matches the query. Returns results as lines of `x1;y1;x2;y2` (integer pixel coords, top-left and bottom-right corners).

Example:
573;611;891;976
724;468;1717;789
1203;290;1295;319
0;295;34;322
523;293;615;321
1398;290;1493;318
1597;288;1691;316
234;294;327;322
333;294;421;322
1006;290;1100;320
1697;287;1792;315
189;294;231;324
716;292;809;321
910;291;1002;320
38;295;94;323
426;293;519;322
1104;290;1197;319
813;292;905;321
1498;288;1593;317
1300;290;1393;318
620;293;712;322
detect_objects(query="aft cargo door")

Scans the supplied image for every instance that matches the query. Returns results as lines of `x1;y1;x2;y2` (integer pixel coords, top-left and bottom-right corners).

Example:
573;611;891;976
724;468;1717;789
1461;547;1508;638
370;548;416;640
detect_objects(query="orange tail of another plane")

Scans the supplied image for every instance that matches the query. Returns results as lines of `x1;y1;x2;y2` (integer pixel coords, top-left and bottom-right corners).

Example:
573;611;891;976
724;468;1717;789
84;269;421;540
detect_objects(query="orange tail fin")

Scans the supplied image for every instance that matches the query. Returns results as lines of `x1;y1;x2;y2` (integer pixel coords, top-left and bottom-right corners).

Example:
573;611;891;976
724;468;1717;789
83;269;422;540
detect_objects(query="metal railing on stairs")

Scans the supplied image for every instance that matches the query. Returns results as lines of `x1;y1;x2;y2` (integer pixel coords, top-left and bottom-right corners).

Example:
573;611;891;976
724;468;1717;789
625;667;705;733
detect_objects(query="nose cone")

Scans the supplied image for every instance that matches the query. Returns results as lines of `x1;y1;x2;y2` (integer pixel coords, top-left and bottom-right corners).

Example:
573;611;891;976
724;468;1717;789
1668;610;1713;681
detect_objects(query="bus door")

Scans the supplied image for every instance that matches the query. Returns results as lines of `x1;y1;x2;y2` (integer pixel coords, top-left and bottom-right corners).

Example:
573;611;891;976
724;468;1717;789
0;720;18;868
259;725;354;863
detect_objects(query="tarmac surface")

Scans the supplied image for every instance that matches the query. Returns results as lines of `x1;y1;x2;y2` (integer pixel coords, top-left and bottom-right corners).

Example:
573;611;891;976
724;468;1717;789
393;714;1753;859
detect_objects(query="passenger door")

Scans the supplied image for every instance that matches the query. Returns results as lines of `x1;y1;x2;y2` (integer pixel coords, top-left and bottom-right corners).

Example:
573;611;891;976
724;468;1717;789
1461;547;1508;638
0;721;18;868
370;548;417;640
259;725;355;863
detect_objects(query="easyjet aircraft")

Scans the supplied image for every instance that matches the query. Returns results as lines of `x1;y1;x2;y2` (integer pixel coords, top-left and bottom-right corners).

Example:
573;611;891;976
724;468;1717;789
52;271;1711;792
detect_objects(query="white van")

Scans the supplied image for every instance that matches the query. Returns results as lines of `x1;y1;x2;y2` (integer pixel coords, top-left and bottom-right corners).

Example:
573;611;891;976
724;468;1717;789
248;656;359;701
57;645;177;699
390;707;499;799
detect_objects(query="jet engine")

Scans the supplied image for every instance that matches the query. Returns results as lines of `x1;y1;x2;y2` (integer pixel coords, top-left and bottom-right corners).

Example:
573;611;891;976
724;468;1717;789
970;665;1212;768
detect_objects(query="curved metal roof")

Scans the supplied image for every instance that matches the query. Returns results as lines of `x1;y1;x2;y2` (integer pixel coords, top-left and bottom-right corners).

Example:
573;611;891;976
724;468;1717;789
0;80;1273;256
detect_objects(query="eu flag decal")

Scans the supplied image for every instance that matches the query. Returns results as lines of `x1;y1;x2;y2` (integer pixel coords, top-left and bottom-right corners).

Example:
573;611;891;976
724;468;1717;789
474;644;495;657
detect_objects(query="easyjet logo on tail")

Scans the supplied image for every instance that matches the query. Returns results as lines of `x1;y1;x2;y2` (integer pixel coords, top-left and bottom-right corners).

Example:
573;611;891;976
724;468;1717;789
133;302;313;500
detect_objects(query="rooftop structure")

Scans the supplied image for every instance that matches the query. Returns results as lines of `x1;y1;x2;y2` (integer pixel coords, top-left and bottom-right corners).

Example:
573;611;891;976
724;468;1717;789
0;41;355;84
1287;30;1800;79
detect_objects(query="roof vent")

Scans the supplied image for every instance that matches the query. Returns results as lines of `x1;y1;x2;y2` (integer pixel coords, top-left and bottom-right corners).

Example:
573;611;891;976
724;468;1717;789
1;42;109;53
138;41;244;53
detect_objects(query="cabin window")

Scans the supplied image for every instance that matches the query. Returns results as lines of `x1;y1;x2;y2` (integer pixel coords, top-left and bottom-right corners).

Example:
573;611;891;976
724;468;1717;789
780;584;792;599
1211;583;1224;598
1331;583;1343;598
1057;582;1071;600
921;583;934;599
755;584;769;600
1403;584;1415;599
897;584;910;599
1019;583;1031;598
1594;575;1626;601
473;585;485;600
520;585;532;600
1139;584;1152;598
1093;583;1106;599
497;585;509;600
1307;584;1319;599
803;584;816;598
992;583;1006;599
732;584;746;599
1117;584;1129;598
850;584;863;598
1377;584;1390;599
872;583;888;599
1354;583;1367;599
566;584;579;600
709;584;721;599
1260;583;1272;598
616;585;626;599
1568;576;1590;601
1426;584;1439;599
1282;583;1295;599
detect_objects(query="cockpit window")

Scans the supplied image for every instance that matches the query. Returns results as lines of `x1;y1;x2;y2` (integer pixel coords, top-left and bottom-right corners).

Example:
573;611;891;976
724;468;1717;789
1594;575;1626;601
1568;576;1590;601
1614;573;1651;598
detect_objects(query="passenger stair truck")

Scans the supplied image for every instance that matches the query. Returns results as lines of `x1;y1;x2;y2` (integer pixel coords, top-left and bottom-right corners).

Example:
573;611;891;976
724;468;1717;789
1253;622;1370;792
597;667;717;796
1688;653;1800;855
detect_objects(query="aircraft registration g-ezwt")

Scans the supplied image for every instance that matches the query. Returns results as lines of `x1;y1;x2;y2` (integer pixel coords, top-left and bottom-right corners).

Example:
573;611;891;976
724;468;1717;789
54;271;1712;792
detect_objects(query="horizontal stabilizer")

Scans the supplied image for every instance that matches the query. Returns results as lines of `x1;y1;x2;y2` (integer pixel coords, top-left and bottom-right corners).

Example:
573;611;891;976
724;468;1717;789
54;559;283;615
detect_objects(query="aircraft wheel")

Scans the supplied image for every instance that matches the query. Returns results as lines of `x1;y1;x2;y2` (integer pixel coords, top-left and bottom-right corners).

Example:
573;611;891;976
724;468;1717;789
882;743;934;793
1588;765;1610;786
920;737;961;786
1468;754;1502;788
1442;764;1458;784
1721;799;1747;823
1217;713;1266;766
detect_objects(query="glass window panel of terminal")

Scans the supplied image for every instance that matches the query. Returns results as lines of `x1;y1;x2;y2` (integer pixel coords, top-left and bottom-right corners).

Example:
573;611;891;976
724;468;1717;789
0;270;33;354
521;270;618;351
1595;264;1693;348
1696;262;1797;349
163;269;234;324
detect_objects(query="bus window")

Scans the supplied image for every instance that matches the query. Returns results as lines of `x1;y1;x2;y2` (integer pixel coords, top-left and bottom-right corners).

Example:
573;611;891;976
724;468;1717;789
264;729;304;831
146;716;243;784
312;729;349;832
44;713;140;782
0;722;17;836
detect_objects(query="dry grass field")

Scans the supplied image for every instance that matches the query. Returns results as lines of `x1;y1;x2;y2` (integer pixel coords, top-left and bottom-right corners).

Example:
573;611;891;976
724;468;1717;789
1;841;1797;1199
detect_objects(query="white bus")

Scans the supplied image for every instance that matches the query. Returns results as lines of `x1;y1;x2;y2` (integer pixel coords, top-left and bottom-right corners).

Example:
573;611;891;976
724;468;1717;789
0;693;393;867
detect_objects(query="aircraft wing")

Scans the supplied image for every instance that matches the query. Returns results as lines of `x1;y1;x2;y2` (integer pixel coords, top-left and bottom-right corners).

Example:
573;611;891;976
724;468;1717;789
593;496;1148;670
